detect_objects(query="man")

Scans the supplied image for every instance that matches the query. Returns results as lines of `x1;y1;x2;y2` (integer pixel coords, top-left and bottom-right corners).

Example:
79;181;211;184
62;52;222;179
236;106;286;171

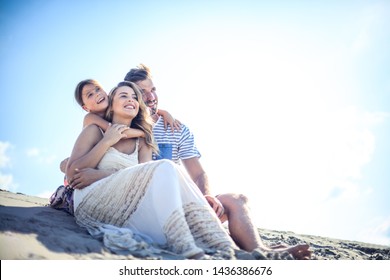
123;65;310;258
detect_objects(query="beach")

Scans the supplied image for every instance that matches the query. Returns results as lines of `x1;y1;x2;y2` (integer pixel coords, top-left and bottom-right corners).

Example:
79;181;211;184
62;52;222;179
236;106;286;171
0;189;388;260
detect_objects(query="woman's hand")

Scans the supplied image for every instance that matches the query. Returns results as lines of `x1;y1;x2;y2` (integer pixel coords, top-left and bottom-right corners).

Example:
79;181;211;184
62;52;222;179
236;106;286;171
69;168;115;189
102;123;129;146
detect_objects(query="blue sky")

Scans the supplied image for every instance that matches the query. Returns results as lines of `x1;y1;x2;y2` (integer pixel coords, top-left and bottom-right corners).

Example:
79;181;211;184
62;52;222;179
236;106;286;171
1;0;389;246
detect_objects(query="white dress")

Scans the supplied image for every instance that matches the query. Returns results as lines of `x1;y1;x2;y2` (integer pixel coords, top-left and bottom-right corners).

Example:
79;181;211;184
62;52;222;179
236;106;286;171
73;140;236;258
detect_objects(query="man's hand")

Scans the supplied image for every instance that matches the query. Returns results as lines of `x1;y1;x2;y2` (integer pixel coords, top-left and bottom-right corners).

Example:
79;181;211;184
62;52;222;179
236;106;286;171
68;168;113;189
157;109;181;132
204;195;225;221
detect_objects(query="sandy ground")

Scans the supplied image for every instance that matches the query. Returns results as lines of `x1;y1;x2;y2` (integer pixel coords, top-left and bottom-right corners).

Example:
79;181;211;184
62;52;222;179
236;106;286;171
1;189;389;260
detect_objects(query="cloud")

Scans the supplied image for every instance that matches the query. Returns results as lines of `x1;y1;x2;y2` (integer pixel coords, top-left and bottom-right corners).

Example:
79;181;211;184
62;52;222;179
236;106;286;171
25;147;57;165
357;216;390;246
0;141;11;168
0;141;18;192
363;111;390;126
322;107;388;200
0;173;18;192
351;2;387;55
26;148;40;157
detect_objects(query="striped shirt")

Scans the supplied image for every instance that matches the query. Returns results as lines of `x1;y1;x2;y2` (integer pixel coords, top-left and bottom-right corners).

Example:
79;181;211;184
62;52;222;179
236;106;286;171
152;116;201;164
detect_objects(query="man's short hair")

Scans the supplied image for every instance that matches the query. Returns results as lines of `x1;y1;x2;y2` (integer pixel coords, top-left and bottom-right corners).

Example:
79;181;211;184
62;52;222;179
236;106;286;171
124;64;152;83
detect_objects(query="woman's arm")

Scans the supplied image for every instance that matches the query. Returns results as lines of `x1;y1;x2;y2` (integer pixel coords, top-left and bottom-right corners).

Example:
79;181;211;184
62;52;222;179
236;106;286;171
83;113;145;138
138;137;153;163
66;124;128;181
66;125;108;181
157;109;181;132
68;168;116;189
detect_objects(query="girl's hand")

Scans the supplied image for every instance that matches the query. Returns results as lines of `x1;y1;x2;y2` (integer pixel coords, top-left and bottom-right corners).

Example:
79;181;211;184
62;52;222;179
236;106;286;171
102;123;129;146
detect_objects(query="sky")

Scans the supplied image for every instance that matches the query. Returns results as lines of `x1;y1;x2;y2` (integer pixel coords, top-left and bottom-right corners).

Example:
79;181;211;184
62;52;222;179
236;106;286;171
0;0;389;246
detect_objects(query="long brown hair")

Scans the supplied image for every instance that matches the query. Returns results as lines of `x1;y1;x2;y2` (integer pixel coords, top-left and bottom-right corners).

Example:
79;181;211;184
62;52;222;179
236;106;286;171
105;81;159;154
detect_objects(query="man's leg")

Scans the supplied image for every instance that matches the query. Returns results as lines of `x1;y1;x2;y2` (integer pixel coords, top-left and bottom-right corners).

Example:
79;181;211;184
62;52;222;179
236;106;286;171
217;193;312;259
217;193;264;251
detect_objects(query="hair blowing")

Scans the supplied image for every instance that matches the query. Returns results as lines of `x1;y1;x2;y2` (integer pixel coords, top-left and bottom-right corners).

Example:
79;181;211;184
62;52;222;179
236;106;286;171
105;81;159;154
124;63;152;83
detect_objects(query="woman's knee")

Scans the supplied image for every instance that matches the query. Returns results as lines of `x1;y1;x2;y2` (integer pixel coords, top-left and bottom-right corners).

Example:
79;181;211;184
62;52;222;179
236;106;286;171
153;159;181;184
156;159;177;172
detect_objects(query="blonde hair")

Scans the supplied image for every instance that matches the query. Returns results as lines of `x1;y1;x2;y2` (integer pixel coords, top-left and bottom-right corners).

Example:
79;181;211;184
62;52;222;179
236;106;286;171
106;81;159;154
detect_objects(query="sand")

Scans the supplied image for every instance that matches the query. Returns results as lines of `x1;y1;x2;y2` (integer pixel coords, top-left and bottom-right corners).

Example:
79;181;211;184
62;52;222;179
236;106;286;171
1;189;389;260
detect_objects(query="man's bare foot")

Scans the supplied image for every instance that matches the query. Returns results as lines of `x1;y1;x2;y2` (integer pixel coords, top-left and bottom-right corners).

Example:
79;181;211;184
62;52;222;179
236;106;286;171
285;244;311;260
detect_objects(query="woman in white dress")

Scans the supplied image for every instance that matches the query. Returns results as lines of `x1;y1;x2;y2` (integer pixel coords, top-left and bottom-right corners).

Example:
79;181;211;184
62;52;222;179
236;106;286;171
66;81;237;259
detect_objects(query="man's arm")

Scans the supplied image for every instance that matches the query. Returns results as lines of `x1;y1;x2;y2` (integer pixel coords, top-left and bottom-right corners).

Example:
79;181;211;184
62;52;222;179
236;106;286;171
182;157;225;218
181;157;211;195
